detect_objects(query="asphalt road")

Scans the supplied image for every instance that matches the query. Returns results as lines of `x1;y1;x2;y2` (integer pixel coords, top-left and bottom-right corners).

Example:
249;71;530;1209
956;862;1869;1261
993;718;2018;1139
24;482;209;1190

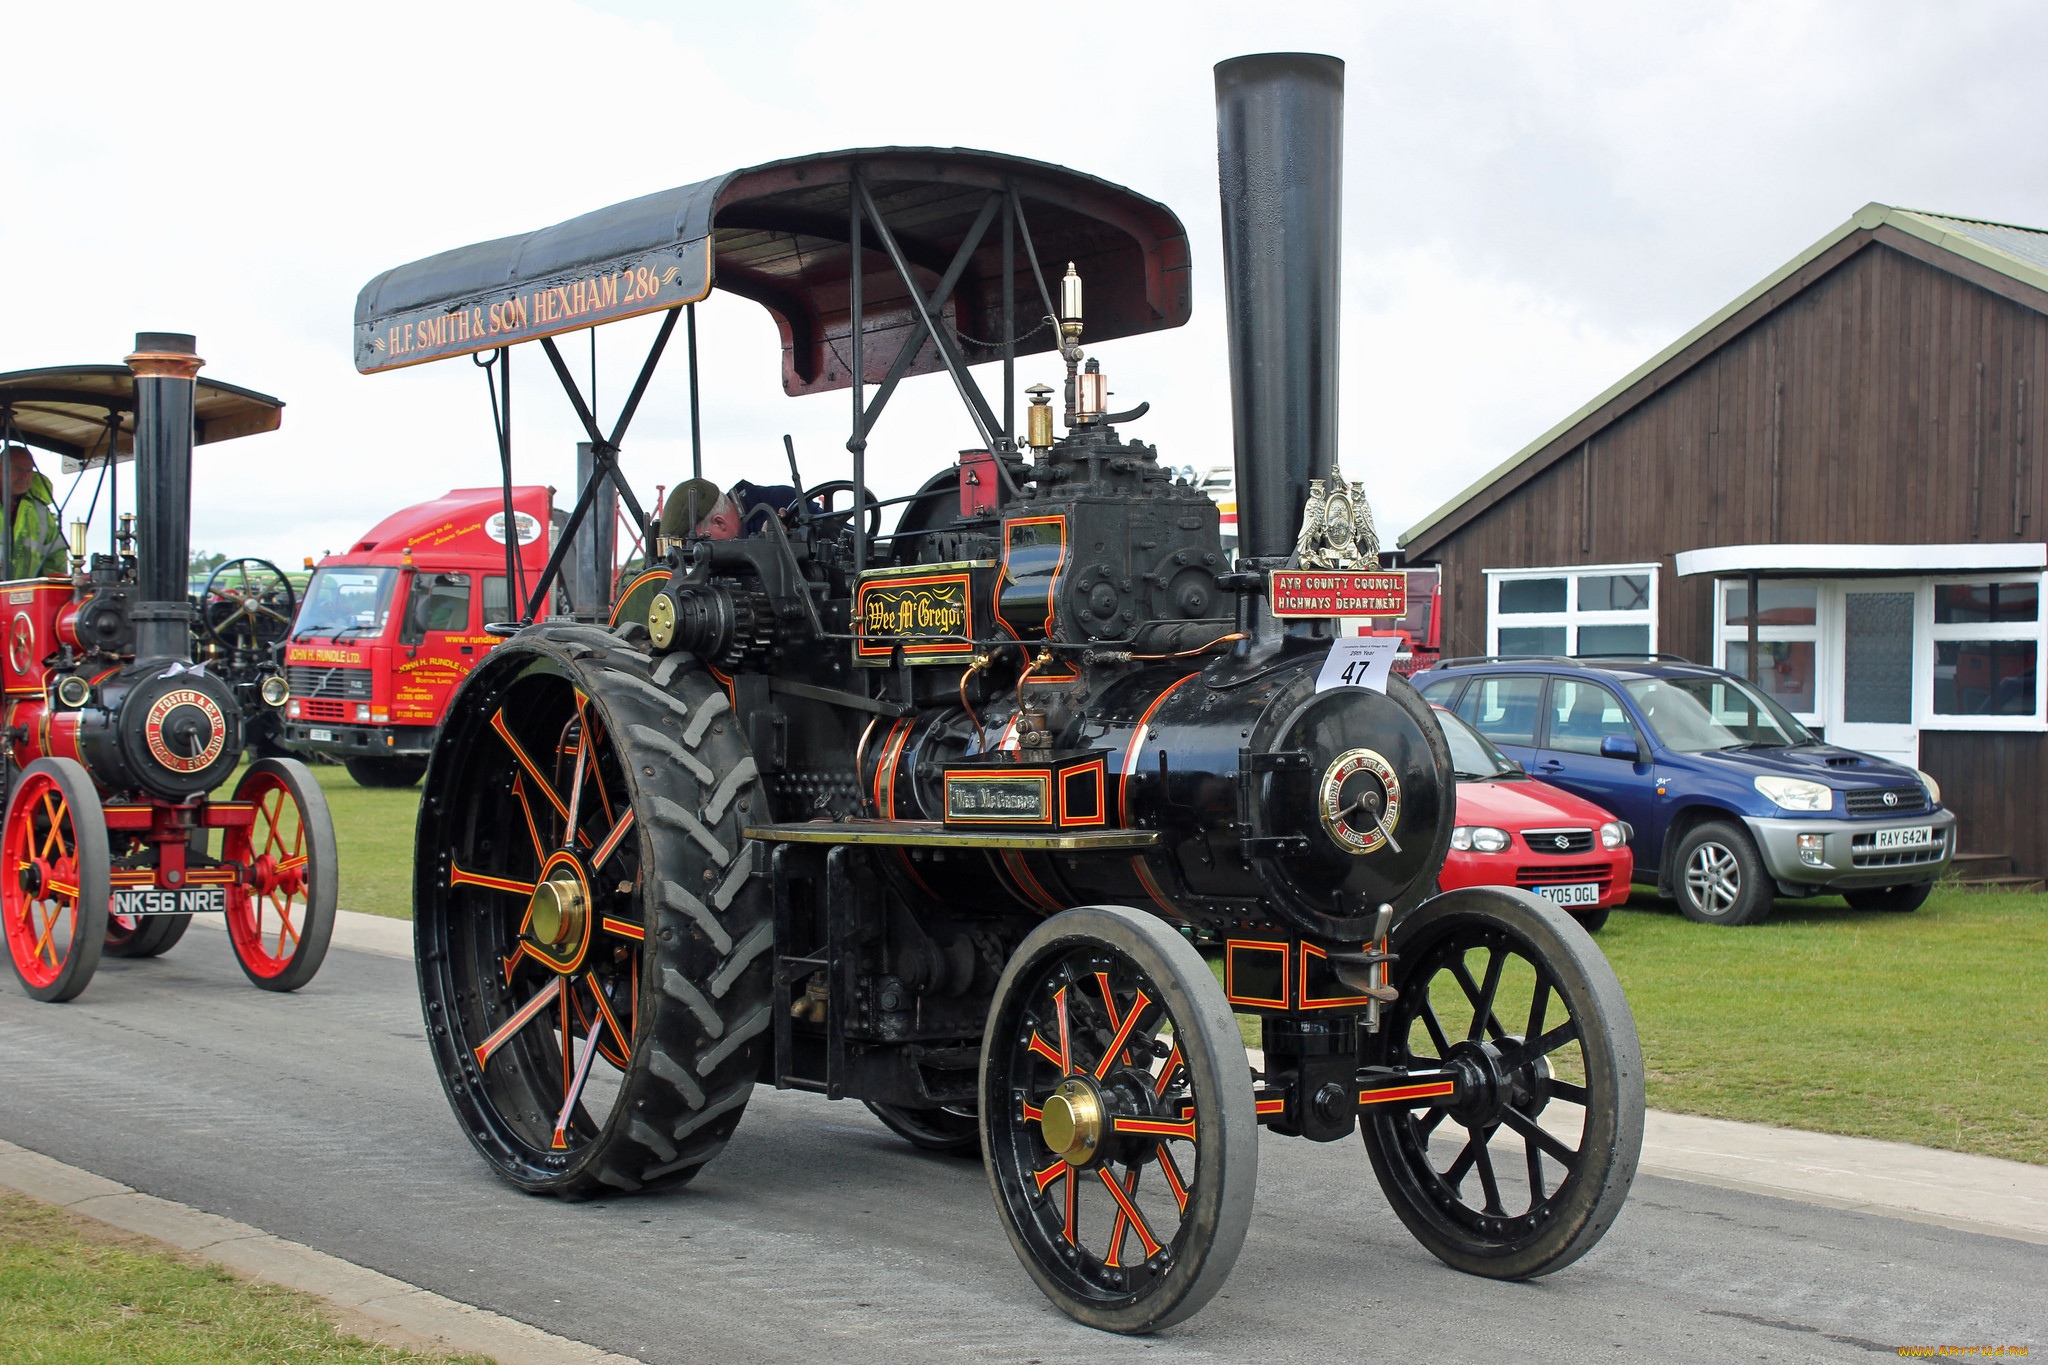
2;935;2042;1364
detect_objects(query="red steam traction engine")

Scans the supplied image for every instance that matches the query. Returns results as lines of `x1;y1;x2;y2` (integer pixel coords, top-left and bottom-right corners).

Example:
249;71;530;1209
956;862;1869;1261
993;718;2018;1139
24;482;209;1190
0;335;339;1002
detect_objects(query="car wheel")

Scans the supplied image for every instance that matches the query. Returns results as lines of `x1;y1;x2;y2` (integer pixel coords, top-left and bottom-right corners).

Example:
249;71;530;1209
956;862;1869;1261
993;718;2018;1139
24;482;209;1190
1673;821;1773;926
1569;906;1611;933
1842;882;1933;914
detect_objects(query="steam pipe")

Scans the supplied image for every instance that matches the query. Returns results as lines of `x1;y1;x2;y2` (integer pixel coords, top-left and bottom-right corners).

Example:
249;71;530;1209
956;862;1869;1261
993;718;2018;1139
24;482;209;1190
1214;53;1345;563
125;331;201;660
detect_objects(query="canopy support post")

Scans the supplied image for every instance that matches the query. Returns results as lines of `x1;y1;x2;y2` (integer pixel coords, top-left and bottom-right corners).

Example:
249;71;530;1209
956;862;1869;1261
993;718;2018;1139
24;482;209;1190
848;168;866;574
2;406;14;580
687;303;703;481
1002;186;1015;448
477;346;521;628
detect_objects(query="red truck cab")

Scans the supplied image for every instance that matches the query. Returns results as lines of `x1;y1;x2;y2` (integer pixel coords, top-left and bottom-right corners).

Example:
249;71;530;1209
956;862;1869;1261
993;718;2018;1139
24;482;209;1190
281;486;550;786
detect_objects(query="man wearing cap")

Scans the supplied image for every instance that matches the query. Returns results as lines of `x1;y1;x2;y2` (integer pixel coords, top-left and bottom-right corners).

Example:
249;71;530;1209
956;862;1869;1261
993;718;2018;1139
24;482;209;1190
5;445;66;578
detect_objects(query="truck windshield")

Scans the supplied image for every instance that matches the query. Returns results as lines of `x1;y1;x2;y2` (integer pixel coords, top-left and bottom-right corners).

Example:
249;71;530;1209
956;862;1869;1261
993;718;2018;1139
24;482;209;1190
1434;707;1523;780
1622;675;1814;752
293;567;399;639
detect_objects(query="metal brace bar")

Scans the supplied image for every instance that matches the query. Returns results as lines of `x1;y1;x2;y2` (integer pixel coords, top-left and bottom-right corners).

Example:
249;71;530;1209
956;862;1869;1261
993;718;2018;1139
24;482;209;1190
538;335;650;533
856;191;1003;445
853;178;1002;450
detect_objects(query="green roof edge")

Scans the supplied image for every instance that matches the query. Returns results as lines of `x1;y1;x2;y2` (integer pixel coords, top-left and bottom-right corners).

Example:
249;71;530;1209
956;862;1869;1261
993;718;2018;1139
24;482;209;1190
1398;203;2048;551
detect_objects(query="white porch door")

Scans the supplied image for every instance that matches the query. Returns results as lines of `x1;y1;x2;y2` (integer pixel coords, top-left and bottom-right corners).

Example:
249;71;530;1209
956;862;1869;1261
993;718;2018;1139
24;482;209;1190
1825;586;1919;766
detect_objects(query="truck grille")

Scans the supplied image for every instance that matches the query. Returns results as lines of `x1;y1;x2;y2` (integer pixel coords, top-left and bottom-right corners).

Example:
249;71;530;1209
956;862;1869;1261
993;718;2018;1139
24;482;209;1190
1844;785;1927;815
288;665;371;700
1850;829;1947;868
1516;862;1612;890
1521;828;1594;855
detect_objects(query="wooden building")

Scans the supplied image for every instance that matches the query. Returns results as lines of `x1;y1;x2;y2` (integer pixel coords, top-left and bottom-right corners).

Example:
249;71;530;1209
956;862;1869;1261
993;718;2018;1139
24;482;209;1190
1400;203;2048;878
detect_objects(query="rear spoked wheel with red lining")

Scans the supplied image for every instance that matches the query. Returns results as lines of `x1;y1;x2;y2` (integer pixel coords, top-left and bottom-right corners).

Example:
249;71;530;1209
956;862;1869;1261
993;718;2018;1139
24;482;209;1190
416;625;773;1198
3;759;110;1003
223;758;337;991
981;904;1255;1334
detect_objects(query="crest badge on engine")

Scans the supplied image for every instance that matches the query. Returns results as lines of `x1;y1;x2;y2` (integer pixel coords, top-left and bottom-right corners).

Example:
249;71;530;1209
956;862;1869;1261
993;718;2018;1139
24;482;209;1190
1318;747;1402;855
1270;472;1406;618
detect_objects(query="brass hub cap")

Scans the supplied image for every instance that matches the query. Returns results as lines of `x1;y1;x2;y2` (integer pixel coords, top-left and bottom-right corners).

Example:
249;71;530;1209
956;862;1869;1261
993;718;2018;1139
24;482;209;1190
529;875;585;946
1039;1077;1106;1166
525;850;595;973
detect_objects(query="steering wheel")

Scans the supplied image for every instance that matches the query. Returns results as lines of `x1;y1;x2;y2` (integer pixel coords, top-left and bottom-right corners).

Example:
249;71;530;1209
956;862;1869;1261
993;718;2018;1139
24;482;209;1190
201;557;297;653
800;481;883;540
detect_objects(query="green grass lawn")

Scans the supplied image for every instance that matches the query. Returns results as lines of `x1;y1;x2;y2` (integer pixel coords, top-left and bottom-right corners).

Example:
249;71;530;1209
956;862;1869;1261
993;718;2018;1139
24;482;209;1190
1600;887;2047;1164
294;761;2045;1165
0;1194;492;1364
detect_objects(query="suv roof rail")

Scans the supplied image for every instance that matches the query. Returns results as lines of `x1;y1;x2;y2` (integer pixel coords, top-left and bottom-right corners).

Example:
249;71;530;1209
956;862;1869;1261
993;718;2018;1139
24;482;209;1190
1424;652;1697;670
1569;652;1695;663
1428;654;1584;669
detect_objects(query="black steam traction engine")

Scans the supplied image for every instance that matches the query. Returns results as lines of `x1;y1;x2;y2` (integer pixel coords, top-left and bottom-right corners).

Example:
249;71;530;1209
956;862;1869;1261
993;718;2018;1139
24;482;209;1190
0;339;337;1001
362;55;1643;1332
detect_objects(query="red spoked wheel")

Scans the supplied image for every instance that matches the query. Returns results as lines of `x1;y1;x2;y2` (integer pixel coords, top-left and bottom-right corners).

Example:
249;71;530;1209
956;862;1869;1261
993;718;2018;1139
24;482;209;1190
223;758;337;991
981;904;1257;1334
3;759;110;1002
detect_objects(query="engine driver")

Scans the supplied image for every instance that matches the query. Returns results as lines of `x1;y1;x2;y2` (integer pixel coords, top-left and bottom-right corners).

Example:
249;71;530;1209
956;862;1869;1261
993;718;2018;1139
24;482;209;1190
676;477;812;541
4;444;67;578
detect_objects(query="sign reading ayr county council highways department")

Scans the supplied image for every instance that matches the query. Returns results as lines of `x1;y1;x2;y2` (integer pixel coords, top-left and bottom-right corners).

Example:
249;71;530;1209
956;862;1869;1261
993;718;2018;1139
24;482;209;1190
1268;569;1407;618
356;240;711;373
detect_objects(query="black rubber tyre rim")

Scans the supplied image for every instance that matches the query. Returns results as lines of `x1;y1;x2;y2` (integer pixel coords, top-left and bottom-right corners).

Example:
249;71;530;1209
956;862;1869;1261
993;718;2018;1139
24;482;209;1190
1362;885;1644;1280
981;904;1255;1334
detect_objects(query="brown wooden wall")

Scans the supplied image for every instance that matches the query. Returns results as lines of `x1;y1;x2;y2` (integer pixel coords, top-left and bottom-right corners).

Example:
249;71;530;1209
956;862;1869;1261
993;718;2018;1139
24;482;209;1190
1416;238;2048;870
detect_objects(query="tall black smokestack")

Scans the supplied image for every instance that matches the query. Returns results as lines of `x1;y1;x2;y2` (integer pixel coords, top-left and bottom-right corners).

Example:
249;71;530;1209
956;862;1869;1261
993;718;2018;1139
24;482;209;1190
1214;53;1344;563
126;331;201;660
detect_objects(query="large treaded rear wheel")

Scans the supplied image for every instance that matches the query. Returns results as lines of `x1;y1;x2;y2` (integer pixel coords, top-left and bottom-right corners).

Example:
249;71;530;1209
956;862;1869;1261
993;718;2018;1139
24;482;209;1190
417;624;772;1197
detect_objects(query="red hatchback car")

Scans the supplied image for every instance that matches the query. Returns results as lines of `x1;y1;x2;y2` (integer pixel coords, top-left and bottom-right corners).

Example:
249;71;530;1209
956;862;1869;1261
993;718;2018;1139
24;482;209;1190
1434;706;1634;931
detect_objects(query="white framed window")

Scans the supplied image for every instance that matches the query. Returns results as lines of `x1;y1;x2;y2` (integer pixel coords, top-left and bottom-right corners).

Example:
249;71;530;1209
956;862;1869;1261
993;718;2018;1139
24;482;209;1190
1714;579;1823;724
1712;573;2046;735
1486;563;1658;659
1921;575;2044;731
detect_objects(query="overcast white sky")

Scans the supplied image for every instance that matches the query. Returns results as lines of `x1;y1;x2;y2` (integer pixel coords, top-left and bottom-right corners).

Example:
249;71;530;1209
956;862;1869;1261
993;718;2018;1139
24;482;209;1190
4;0;2045;567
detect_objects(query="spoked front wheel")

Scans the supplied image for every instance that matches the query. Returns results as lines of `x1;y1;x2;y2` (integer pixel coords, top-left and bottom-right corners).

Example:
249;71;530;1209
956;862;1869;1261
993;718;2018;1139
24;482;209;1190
1362;885;1643;1279
223;758;338;991
982;904;1256;1334
3;759;110;1003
